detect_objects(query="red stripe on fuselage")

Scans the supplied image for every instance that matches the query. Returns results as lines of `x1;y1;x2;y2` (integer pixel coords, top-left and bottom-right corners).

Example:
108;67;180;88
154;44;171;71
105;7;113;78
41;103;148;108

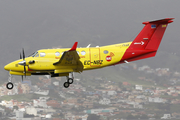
114;49;156;65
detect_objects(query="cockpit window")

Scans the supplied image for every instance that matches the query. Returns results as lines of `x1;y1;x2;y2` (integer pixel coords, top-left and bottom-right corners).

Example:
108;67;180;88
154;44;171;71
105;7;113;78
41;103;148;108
35;53;39;57
40;52;46;57
31;52;38;57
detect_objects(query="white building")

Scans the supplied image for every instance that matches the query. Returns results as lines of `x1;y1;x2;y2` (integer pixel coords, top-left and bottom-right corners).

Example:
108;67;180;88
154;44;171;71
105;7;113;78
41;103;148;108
0;107;5;116
53;81;59;86
134;104;143;109
84;109;113;114
107;91;117;96
26;107;37;116
148;97;166;103
99;98;111;105
33;97;49;108
34;90;49;95
136;95;146;99
16;111;24;119
135;85;143;90
161;114;171;119
126;101;139;105
138;65;150;71
0;100;13;109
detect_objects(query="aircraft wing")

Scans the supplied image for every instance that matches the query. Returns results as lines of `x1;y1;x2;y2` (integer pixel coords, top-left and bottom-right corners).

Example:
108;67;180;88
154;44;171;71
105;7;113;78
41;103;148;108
53;42;84;73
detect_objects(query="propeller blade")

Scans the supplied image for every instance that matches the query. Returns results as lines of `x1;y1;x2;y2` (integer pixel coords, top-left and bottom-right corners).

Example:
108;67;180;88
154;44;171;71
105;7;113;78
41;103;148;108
20;53;22;59
22;48;25;60
21;75;23;82
24;65;26;78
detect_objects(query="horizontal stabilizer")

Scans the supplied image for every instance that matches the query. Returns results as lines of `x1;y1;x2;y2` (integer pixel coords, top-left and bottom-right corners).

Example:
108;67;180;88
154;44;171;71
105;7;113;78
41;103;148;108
143;18;174;25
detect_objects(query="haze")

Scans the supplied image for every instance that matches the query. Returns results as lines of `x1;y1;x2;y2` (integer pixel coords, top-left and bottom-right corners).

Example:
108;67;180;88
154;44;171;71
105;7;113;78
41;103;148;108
0;1;179;79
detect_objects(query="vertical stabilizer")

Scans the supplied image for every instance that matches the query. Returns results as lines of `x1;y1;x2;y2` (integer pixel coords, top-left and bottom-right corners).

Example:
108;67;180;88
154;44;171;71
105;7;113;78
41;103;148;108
119;18;174;63
128;18;174;51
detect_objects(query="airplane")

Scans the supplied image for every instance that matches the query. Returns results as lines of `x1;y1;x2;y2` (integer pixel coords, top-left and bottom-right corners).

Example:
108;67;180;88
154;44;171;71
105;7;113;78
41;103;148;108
4;18;174;90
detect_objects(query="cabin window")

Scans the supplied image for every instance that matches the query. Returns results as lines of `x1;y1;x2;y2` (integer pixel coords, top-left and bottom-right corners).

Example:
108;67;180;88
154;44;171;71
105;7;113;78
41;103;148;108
61;52;64;55
40;52;46;57
55;52;60;56
77;51;79;55
81;51;86;55
104;50;109;54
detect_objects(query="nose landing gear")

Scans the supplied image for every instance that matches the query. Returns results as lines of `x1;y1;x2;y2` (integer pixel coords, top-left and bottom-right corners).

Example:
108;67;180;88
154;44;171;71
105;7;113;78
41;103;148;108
6;74;14;90
63;73;74;88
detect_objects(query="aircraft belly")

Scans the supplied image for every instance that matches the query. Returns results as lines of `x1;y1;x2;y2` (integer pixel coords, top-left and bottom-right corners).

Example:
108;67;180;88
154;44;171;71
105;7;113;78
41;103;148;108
10;71;31;76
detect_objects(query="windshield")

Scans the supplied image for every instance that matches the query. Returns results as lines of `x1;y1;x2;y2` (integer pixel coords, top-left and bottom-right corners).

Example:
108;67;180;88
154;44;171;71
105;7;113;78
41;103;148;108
31;52;38;57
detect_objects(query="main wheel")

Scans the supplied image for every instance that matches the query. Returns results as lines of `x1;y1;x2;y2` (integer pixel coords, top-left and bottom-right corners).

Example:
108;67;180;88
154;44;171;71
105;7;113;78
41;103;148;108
68;78;73;84
63;82;70;88
6;82;14;90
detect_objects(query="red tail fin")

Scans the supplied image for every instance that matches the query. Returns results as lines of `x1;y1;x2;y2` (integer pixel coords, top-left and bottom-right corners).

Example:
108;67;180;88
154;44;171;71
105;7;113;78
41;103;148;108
119;18;174;63
128;18;174;50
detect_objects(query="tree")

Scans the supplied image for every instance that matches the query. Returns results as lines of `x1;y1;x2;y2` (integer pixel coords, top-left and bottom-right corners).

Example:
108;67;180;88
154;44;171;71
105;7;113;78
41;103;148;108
59;113;64;118
87;114;100;120
126;114;138;120
13;106;18;110
140;114;148;119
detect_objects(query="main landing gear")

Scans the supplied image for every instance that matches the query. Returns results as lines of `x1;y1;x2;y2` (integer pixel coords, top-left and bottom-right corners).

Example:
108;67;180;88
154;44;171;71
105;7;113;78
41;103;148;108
63;73;74;88
6;74;14;90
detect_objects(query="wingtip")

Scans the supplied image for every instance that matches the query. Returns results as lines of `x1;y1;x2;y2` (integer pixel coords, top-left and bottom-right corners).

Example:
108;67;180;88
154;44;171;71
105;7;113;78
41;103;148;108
69;42;78;51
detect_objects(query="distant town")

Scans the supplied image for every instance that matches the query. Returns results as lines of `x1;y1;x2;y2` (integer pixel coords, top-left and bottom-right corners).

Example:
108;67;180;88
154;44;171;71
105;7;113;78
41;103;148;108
0;63;180;120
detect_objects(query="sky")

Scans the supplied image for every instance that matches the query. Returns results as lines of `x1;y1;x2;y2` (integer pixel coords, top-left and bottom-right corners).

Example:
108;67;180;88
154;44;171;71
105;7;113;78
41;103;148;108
0;0;180;75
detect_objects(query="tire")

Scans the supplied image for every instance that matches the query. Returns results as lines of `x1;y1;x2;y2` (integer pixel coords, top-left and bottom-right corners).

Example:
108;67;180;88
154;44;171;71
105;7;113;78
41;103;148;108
68;78;73;84
63;82;70;88
6;82;14;90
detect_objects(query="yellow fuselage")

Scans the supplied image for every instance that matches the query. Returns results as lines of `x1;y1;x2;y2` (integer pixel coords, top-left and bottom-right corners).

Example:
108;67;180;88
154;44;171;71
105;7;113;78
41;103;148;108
4;42;131;76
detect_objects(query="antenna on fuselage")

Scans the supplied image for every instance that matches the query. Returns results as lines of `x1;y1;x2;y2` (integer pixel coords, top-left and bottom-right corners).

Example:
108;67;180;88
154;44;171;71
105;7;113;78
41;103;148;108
86;44;91;48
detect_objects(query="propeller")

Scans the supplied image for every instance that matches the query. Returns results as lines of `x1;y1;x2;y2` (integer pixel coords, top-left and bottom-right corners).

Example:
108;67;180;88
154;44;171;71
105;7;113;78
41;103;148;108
19;48;26;81
18;48;35;82
20;53;22;59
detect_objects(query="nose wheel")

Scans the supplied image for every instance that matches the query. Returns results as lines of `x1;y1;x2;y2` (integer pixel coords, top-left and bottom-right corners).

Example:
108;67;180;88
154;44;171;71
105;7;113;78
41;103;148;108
6;82;14;90
63;73;74;88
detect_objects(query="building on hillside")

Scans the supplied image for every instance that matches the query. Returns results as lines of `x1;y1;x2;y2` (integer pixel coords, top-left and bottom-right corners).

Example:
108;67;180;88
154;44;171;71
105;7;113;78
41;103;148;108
161;114;171;119
133;104;143;109
21;83;31;94
135;85;143;90
26;107;37;116
107;91;117;96
148;97;166;103
99;98;111;105
33;97;49;108
0;107;5;116
83;101;93;108
46;100;61;108
34;90;49;95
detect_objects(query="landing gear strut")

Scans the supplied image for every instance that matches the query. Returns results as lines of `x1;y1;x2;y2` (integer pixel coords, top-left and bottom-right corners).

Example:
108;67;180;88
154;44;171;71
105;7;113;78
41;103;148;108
6;74;14;90
63;73;74;88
